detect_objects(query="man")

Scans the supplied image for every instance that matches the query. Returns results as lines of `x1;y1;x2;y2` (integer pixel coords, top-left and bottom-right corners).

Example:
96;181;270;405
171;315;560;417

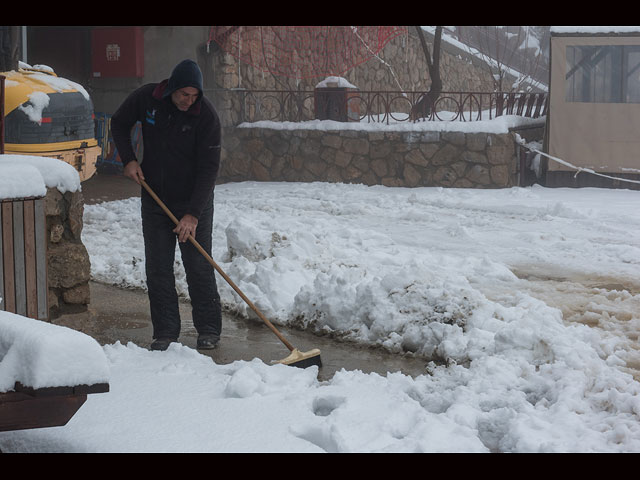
110;59;222;351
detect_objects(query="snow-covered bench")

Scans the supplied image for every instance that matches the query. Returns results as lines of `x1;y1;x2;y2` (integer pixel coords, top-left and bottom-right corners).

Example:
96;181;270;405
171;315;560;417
0;311;109;432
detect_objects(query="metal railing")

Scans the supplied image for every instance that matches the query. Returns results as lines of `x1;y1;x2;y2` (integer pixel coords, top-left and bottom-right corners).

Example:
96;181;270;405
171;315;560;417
233;89;548;125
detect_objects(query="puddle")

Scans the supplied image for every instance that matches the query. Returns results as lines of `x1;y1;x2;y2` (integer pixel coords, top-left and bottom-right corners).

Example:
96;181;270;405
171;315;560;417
53;281;429;382
476;266;640;380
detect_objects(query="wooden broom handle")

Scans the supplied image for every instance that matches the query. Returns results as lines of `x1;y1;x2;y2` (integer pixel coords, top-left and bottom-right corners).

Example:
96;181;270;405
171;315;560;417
140;180;295;352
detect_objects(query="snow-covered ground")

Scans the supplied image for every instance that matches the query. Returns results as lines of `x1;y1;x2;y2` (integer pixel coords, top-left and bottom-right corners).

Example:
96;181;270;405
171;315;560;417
1;115;640;452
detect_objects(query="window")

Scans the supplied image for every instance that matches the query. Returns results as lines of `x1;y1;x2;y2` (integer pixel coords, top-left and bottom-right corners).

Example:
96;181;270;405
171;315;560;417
566;44;640;103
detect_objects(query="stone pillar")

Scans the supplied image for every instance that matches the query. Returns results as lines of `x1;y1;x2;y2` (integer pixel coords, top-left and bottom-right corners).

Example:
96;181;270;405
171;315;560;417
45;187;91;317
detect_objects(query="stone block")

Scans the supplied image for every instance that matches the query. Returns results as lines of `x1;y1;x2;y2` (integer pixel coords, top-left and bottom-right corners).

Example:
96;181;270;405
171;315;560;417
460;150;488;165
431;143;461;166
466;164;491;185
442;131;466;146
62;283;91;305
321;134;343;149
265;135;290;156
490;164;511;186
50;222;64;243
371;158;388;177
305;159;327;177
466;133;487;151
419;143;439;159
45;188;64;217
333;150;352;168
291;155;304;170
403;163;422;187
487;145;514;165
405;148;429;167
370;141;391;159
48;243;91;289
343;137;369;155
251;160;271;181
432;166;457;186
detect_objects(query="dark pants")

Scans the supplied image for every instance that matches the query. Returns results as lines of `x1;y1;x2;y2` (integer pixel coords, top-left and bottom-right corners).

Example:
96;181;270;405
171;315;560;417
141;191;222;340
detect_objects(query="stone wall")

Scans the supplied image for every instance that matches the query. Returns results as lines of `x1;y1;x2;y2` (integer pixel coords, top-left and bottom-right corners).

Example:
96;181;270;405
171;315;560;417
45;187;91;317
211;28;497;93
209;28;509;128
219;126;529;189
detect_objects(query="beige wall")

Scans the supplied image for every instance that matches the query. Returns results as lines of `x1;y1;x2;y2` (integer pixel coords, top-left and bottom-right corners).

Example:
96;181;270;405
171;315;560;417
548;34;640;173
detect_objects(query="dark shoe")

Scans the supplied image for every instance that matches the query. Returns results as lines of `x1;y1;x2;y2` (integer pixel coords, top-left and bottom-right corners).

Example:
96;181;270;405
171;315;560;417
197;334;220;350
150;338;177;351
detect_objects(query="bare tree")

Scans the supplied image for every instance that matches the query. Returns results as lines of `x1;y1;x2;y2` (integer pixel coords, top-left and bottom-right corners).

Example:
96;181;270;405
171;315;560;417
454;26;548;92
0;26;20;72
411;26;443;120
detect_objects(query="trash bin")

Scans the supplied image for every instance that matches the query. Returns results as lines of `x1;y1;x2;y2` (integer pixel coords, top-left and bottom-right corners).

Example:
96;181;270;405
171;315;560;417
1;197;48;320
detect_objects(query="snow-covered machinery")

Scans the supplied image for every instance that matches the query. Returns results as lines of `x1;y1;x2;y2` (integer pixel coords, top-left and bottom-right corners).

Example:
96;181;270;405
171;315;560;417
1;63;99;182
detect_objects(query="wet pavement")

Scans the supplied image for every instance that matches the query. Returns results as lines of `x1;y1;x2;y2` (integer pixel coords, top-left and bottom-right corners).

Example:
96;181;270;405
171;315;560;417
52;173;429;381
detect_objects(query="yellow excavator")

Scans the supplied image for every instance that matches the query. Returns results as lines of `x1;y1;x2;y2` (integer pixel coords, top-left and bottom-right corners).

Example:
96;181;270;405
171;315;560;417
1;63;99;181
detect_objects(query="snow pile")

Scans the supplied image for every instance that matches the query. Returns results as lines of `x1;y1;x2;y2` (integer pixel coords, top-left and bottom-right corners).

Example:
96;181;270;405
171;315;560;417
0;312;110;392
0;154;81;199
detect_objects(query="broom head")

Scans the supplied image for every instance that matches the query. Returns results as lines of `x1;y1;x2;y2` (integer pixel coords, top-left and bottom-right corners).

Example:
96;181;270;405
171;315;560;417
273;348;322;369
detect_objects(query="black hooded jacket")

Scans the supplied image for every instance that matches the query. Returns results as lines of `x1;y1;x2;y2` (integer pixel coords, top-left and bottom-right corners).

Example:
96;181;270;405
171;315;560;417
110;60;221;219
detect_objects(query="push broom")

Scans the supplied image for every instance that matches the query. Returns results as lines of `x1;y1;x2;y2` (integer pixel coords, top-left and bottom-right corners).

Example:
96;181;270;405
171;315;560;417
140;180;322;369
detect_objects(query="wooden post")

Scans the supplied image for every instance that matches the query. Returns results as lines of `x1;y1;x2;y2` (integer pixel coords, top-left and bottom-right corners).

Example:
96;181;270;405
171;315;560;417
1;201;15;313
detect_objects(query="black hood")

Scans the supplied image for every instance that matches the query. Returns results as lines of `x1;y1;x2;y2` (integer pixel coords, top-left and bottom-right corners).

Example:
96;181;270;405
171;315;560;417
162;59;203;99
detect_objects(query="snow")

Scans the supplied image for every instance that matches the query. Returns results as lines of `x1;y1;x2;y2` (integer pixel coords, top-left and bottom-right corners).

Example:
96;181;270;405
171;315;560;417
0;312;109;392
17;91;50;125
0;154;81;198
315;76;358;89
551;26;640;34
1;116;640;452
240;113;545;134
15;61;91;101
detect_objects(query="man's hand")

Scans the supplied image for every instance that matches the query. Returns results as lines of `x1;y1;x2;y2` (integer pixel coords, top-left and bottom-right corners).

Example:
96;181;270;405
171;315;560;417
173;214;198;243
123;160;145;184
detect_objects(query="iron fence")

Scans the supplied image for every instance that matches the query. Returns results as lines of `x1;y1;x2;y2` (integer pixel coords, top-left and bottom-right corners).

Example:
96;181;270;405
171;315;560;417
233;89;548;125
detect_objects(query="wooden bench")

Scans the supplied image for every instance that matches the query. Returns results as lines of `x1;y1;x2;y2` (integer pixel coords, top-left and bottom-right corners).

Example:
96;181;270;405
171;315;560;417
0;381;109;432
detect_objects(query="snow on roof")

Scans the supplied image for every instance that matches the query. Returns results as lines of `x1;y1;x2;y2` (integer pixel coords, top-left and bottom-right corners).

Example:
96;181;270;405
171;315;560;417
315;76;358;89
